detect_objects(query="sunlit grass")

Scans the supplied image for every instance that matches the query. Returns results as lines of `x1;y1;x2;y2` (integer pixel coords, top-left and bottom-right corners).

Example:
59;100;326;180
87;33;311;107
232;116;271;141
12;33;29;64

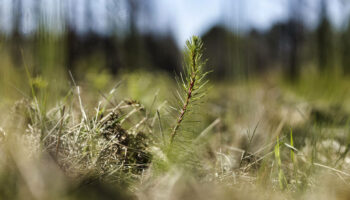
1;48;350;199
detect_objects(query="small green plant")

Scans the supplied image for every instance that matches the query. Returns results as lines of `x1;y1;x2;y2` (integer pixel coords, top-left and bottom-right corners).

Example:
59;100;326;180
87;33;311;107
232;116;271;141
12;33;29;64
275;136;287;190
170;36;210;144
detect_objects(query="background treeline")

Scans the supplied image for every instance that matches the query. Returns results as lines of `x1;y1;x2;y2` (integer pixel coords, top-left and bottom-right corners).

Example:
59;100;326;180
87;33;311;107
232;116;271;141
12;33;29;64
1;0;350;81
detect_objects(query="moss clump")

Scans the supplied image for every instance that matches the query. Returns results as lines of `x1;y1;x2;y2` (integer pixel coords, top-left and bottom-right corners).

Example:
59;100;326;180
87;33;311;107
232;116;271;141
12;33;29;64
100;112;152;174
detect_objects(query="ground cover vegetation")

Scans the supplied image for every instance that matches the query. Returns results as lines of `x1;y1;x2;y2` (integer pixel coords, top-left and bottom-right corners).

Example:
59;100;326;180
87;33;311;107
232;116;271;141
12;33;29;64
1;35;350;200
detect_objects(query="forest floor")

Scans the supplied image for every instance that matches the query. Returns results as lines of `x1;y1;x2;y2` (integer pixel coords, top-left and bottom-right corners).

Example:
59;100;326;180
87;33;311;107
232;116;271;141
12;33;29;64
1;70;350;200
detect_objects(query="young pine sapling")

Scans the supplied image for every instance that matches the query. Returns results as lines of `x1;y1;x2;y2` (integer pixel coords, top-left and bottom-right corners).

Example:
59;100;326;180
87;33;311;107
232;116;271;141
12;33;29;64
170;36;210;144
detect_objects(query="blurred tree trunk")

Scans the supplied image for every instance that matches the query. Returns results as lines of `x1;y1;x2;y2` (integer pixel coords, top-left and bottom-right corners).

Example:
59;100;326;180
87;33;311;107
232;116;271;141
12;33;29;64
341;0;350;75
11;0;23;68
123;0;143;70
287;20;302;81
316;0;334;73
341;23;350;75
286;0;304;81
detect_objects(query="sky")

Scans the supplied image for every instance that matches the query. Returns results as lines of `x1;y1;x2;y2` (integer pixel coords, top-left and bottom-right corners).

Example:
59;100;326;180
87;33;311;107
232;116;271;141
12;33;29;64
152;0;348;45
0;0;349;46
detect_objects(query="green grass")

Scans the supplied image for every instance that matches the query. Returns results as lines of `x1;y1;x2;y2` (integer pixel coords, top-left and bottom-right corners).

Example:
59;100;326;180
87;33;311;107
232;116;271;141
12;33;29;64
1;39;350;200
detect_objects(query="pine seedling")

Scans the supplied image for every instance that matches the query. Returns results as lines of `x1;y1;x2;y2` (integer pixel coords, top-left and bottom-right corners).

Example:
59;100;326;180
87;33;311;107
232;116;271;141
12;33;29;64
170;36;210;144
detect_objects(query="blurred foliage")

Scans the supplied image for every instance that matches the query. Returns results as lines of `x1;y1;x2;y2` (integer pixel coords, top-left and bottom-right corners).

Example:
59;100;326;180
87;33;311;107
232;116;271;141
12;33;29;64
0;0;349;83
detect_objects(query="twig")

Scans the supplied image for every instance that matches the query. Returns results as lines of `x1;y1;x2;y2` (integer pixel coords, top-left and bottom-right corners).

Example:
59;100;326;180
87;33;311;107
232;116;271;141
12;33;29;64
313;162;350;177
170;70;196;143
